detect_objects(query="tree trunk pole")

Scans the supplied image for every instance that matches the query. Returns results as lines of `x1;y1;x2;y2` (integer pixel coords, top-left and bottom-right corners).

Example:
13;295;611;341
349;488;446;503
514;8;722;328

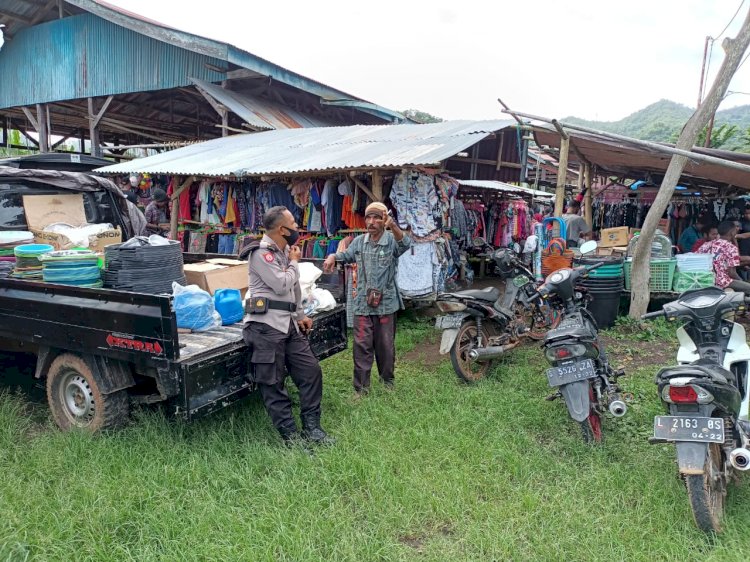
629;10;750;319
553;137;569;217
584;163;593;227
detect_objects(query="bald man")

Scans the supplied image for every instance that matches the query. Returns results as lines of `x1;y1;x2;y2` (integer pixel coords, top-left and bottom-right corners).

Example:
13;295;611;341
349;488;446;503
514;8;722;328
323;203;411;397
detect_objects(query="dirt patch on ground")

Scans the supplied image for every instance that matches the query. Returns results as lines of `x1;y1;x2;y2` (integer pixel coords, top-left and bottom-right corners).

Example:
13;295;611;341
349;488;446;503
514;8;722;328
600;334;674;371
402;332;444;367
398;522;455;552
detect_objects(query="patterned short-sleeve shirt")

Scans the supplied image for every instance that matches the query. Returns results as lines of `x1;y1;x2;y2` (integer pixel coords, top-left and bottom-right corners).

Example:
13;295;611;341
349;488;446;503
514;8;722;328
697;238;739;288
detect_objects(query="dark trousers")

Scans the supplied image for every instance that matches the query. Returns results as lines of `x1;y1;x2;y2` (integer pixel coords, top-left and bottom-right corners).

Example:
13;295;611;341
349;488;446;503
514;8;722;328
243;320;323;432
353;313;396;392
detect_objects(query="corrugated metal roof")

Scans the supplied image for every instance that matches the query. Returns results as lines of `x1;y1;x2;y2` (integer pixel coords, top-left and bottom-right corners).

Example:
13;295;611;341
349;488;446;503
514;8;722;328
190;78;335;130
96;120;515;176
458;179;554;199
0;13;227;109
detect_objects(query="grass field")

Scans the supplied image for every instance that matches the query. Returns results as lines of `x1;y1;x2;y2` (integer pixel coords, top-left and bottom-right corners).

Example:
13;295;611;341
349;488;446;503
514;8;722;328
1;315;749;561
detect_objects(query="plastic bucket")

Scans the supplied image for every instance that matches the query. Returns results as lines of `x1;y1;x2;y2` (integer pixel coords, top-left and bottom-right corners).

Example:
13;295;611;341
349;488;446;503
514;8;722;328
586;290;621;329
214;288;244;325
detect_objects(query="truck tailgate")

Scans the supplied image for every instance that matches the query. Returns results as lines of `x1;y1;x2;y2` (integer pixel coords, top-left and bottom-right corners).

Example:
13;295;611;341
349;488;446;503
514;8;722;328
175;305;348;419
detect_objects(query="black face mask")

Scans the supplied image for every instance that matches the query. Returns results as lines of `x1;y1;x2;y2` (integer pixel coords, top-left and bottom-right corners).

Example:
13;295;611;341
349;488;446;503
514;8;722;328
282;227;300;245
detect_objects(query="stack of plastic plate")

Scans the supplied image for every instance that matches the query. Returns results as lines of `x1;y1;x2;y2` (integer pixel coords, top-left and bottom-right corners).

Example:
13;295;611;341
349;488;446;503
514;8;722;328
0;231;33;258
12;244;54;280
39;250;102;288
103;239;186;294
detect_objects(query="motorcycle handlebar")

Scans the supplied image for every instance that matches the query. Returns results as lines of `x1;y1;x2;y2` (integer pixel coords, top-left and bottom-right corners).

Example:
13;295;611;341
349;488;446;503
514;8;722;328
641;310;666;321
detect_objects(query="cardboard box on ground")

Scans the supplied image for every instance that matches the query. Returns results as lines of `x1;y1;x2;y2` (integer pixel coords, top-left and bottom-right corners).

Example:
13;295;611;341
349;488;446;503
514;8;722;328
22;194;122;253
183;259;248;298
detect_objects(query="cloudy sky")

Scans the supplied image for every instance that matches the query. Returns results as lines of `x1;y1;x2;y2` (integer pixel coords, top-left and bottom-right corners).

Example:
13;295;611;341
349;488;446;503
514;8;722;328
107;0;750;122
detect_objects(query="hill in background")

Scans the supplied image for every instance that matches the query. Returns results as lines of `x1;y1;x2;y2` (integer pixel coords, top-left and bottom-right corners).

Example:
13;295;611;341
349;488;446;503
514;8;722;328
563;99;750;150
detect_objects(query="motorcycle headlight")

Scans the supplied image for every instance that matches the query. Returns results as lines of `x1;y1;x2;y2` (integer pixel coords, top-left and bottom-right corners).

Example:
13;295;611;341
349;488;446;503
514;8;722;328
544;343;587;362
436;301;468;313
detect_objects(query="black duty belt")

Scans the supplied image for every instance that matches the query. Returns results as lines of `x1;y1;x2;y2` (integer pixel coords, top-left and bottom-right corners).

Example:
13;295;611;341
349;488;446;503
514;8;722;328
245;296;297;314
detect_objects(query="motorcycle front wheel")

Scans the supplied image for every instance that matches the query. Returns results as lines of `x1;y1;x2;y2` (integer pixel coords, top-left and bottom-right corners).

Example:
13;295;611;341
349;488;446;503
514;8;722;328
523;304;562;341
685;442;726;534
450;320;493;383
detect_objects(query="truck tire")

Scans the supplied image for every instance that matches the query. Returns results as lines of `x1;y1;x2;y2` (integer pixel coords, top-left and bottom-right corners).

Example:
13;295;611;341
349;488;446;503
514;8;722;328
46;353;129;432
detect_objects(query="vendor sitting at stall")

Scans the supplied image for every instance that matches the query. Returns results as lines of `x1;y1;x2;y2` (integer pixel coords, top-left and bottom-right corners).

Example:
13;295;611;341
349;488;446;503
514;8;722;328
697;221;750;295
691;223;719;252
677;215;707;253
144;188;171;236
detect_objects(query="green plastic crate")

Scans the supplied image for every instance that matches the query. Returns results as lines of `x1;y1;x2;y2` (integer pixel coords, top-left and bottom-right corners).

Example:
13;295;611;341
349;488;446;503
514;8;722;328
672;271;715;292
624;259;677;292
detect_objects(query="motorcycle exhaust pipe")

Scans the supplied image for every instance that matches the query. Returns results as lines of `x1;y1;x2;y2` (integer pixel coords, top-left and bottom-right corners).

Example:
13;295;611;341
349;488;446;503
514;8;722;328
468;343;518;362
729;448;750;471
608;399;628;417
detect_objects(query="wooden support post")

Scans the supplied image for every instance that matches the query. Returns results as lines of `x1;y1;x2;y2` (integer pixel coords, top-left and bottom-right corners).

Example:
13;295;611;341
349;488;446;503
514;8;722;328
36;104;49;152
169;175;196;239
349;174;378;202
584;164;593;227
495;132;505;172
553;136;569;217
371;170;383;202
87;97;100;157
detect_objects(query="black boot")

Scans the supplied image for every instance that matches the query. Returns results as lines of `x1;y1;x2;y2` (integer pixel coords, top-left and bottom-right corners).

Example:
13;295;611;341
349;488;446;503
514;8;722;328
301;414;336;446
277;425;301;446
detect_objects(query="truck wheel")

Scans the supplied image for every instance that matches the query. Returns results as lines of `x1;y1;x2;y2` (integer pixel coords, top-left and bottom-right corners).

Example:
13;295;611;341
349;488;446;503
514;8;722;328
46;353;129;432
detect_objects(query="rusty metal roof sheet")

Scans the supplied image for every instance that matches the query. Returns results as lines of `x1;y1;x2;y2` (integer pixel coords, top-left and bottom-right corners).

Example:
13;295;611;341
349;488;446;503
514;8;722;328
190;78;335;130
533;124;750;191
96;120;515;176
458;179;554;199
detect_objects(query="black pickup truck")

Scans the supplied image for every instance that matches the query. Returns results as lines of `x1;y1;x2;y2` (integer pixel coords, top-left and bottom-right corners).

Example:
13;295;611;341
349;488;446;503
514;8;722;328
0;167;347;431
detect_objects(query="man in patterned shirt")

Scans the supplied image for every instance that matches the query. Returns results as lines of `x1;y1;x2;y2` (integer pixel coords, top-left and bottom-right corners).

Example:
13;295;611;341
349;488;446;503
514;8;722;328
697;221;750;295
323;202;411;398
144;188;170;236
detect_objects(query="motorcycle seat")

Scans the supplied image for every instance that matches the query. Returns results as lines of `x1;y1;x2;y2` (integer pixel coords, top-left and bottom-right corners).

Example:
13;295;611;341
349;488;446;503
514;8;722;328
656;359;735;386
448;286;502;301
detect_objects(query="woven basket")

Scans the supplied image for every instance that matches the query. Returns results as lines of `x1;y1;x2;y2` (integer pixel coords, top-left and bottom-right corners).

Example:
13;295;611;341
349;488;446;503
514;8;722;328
542;249;574;277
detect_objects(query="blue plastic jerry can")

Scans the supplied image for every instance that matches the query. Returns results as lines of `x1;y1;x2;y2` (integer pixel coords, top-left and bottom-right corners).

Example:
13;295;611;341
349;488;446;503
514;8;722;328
214;288;244;325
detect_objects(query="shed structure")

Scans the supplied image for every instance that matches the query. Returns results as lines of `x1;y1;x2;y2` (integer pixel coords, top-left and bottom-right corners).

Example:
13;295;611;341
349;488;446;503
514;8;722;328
0;0;406;157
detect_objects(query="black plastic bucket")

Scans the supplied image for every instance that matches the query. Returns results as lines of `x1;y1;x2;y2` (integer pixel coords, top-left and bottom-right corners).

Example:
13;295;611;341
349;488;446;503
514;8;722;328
586;289;622;329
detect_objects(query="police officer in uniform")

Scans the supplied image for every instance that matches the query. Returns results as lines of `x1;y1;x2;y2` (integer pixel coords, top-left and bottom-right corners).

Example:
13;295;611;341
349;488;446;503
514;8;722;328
242;206;334;445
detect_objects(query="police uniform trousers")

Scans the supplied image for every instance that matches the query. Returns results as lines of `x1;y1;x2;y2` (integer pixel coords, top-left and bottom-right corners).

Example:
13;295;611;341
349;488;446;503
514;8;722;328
243;319;323;432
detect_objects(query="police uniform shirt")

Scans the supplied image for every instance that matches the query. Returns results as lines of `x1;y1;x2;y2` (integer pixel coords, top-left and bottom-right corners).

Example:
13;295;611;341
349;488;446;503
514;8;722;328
246;235;304;333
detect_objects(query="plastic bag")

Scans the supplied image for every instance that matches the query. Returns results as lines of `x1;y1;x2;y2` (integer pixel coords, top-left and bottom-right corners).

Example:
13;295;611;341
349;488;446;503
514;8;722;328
311;287;336;312
298;262;323;302
173;282;222;331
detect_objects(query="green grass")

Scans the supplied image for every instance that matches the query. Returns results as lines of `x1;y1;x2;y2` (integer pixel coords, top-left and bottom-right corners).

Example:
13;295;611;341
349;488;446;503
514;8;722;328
1;316;749;561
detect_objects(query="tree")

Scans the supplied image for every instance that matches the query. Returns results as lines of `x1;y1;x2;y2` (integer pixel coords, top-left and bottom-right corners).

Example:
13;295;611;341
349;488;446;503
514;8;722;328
668;122;739;149
401;109;443;123
629;8;750;319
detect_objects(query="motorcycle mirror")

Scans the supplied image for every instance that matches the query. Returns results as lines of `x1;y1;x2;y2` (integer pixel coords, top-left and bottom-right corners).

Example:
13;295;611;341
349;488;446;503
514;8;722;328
513;242;521;254
579;240;598;255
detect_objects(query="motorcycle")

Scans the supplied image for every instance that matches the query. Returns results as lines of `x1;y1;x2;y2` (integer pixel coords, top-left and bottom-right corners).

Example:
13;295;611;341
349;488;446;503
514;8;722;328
642;287;750;533
534;240;627;443
435;239;561;383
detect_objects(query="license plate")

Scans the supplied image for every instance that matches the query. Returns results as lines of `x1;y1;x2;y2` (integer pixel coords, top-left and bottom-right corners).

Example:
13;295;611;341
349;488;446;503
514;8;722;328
653;416;725;443
435;315;464;330
546;359;596;387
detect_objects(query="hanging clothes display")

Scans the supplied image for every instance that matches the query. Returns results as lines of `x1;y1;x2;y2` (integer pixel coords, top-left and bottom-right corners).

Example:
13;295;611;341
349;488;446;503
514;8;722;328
390;170;440;236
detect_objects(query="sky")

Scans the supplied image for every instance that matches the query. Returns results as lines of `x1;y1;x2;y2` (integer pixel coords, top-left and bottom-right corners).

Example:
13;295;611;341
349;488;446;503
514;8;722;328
105;0;750;123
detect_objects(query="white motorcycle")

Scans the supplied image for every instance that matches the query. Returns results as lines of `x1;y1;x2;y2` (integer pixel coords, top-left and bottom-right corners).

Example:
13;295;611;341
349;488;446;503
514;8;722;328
643;287;750;533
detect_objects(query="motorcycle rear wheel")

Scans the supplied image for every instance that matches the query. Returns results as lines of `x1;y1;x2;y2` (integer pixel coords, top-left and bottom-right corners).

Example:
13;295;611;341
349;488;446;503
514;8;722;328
685;442;726;534
579;386;603;444
579;414;603;444
450;320;493;383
